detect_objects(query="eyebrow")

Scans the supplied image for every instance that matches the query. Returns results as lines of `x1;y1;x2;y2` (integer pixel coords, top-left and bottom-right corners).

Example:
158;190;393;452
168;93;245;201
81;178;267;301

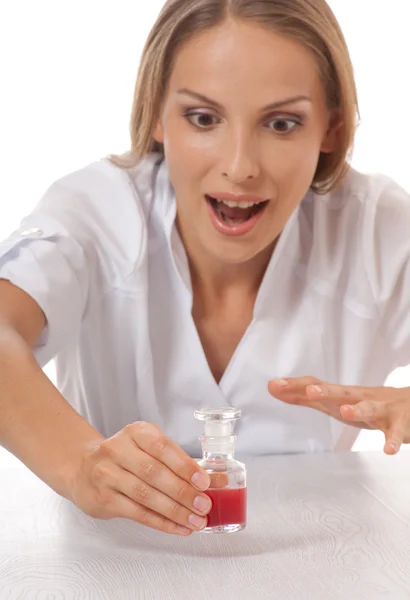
177;88;312;112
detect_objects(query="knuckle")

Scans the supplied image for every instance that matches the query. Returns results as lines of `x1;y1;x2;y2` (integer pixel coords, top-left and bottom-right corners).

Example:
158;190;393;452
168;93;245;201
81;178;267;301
98;441;116;460
94;488;113;510
165;522;180;535
175;483;190;503
132;482;151;504
136;506;150;525
139;460;158;482
150;435;168;455
125;421;144;437
135;505;151;525
131;504;172;534
166;500;182;520
176;456;188;472
156;515;168;532
92;461;111;483
129;421;161;438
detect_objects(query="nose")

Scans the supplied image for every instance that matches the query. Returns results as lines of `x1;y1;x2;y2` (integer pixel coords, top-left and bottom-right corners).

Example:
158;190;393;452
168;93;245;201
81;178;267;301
220;128;261;184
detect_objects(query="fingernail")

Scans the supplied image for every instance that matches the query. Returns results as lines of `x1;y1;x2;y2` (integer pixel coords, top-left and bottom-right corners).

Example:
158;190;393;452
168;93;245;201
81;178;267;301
310;385;324;395
191;471;210;490
193;495;211;514
388;443;398;453
188;513;207;530
274;379;289;387
176;525;192;535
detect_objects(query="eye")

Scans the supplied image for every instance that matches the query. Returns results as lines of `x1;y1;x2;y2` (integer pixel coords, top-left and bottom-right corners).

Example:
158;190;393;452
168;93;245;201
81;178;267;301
267;118;301;134
184;112;219;129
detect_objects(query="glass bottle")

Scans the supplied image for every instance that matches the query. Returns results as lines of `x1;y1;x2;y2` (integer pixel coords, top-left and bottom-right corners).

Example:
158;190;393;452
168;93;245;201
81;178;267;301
194;407;247;533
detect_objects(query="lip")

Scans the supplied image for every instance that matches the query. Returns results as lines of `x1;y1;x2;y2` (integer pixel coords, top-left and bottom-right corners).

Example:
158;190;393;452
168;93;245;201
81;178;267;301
205;195;268;237
207;192;268;205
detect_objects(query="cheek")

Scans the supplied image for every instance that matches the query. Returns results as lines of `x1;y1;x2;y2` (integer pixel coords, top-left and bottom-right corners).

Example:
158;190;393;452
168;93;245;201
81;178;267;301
162;141;206;210
164;139;211;195
261;143;321;225
164;117;220;170
266;138;322;188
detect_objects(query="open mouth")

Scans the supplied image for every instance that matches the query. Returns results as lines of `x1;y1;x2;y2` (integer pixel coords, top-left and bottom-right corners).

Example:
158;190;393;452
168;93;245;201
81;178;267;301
205;195;269;227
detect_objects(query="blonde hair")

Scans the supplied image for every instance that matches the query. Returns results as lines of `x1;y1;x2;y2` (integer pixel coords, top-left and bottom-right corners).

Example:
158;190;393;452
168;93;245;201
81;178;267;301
110;0;359;194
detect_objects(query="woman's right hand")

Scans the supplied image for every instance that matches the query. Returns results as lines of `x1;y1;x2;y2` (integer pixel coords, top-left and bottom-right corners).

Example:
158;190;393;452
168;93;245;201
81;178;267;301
69;421;212;536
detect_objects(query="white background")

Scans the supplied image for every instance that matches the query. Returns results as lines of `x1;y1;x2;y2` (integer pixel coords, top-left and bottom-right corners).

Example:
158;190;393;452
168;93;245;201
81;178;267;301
0;1;409;467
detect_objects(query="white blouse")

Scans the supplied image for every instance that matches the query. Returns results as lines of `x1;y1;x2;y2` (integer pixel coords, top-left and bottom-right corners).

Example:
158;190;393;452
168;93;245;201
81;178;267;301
0;154;409;458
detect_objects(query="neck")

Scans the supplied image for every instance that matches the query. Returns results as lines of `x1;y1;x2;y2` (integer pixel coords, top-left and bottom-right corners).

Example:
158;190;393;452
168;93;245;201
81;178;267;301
177;218;276;303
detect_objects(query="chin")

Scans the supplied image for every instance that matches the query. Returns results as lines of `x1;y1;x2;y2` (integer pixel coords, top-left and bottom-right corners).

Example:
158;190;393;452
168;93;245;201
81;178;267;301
204;236;271;266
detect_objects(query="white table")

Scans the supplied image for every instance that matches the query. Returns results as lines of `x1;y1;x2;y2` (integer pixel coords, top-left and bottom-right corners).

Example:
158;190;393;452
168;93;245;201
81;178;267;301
1;451;410;599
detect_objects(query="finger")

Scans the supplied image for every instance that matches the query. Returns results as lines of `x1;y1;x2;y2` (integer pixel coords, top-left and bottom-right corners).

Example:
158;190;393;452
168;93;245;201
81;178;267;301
131;449;212;516
339;400;383;422
268;377;341;410
269;377;357;399
268;376;321;397
105;441;212;518
305;386;367;417
269;378;345;415
270;378;378;403
268;379;315;407
112;468;208;531
273;377;365;404
194;459;229;488
90;454;210;528
127;422;211;491
109;490;194;536
384;420;405;455
306;383;364;401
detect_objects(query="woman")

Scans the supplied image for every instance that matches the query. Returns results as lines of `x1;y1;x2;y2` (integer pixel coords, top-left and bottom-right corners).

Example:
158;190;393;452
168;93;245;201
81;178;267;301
0;0;409;537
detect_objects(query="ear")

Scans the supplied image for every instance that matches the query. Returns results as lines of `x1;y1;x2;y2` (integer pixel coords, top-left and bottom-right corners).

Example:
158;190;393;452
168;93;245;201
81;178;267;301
153;119;164;144
320;110;343;154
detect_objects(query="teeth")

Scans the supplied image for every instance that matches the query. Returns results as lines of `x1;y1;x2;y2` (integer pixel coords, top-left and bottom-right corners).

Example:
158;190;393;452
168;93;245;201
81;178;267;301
213;198;263;209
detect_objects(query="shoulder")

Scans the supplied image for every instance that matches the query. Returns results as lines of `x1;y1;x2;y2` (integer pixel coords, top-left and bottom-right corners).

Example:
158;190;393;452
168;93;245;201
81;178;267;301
303;166;410;308
303;166;410;243
321;166;409;220
36;153;166;230
304;166;407;214
33;153;168;276
335;167;410;265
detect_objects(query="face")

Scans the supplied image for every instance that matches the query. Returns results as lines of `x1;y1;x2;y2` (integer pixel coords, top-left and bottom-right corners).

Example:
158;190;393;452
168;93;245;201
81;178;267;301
154;19;339;265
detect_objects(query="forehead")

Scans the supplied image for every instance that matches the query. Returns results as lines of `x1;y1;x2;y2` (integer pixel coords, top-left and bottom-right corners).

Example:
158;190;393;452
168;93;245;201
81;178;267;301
168;20;323;100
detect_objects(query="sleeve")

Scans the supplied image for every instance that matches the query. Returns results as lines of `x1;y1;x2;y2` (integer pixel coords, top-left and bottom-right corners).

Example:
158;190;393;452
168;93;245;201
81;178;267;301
0;160;147;367
364;177;410;368
0;209;90;367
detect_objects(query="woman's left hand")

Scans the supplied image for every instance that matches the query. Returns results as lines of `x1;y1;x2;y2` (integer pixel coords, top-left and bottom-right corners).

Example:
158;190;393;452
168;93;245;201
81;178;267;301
268;377;410;455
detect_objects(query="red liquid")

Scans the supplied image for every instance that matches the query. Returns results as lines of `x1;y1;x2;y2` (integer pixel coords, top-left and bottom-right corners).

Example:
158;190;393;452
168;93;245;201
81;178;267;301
205;487;247;527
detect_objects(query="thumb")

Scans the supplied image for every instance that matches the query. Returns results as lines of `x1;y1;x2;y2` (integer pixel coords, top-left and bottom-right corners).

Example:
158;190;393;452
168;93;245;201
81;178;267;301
194;458;229;488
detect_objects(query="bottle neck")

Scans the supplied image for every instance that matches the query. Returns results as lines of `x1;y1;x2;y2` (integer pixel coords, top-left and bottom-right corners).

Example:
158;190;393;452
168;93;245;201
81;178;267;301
202;448;235;460
200;434;235;460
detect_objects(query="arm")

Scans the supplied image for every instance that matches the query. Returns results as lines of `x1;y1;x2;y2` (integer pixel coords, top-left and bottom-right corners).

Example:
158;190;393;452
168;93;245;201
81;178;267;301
269;177;410;454
0;280;104;499
0;281;211;534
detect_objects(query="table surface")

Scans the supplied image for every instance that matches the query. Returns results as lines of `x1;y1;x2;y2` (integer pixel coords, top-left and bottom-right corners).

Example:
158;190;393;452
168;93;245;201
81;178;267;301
1;451;410;600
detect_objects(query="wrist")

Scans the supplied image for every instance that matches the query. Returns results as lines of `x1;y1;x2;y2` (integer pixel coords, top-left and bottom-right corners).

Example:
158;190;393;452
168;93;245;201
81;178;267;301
55;434;106;501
